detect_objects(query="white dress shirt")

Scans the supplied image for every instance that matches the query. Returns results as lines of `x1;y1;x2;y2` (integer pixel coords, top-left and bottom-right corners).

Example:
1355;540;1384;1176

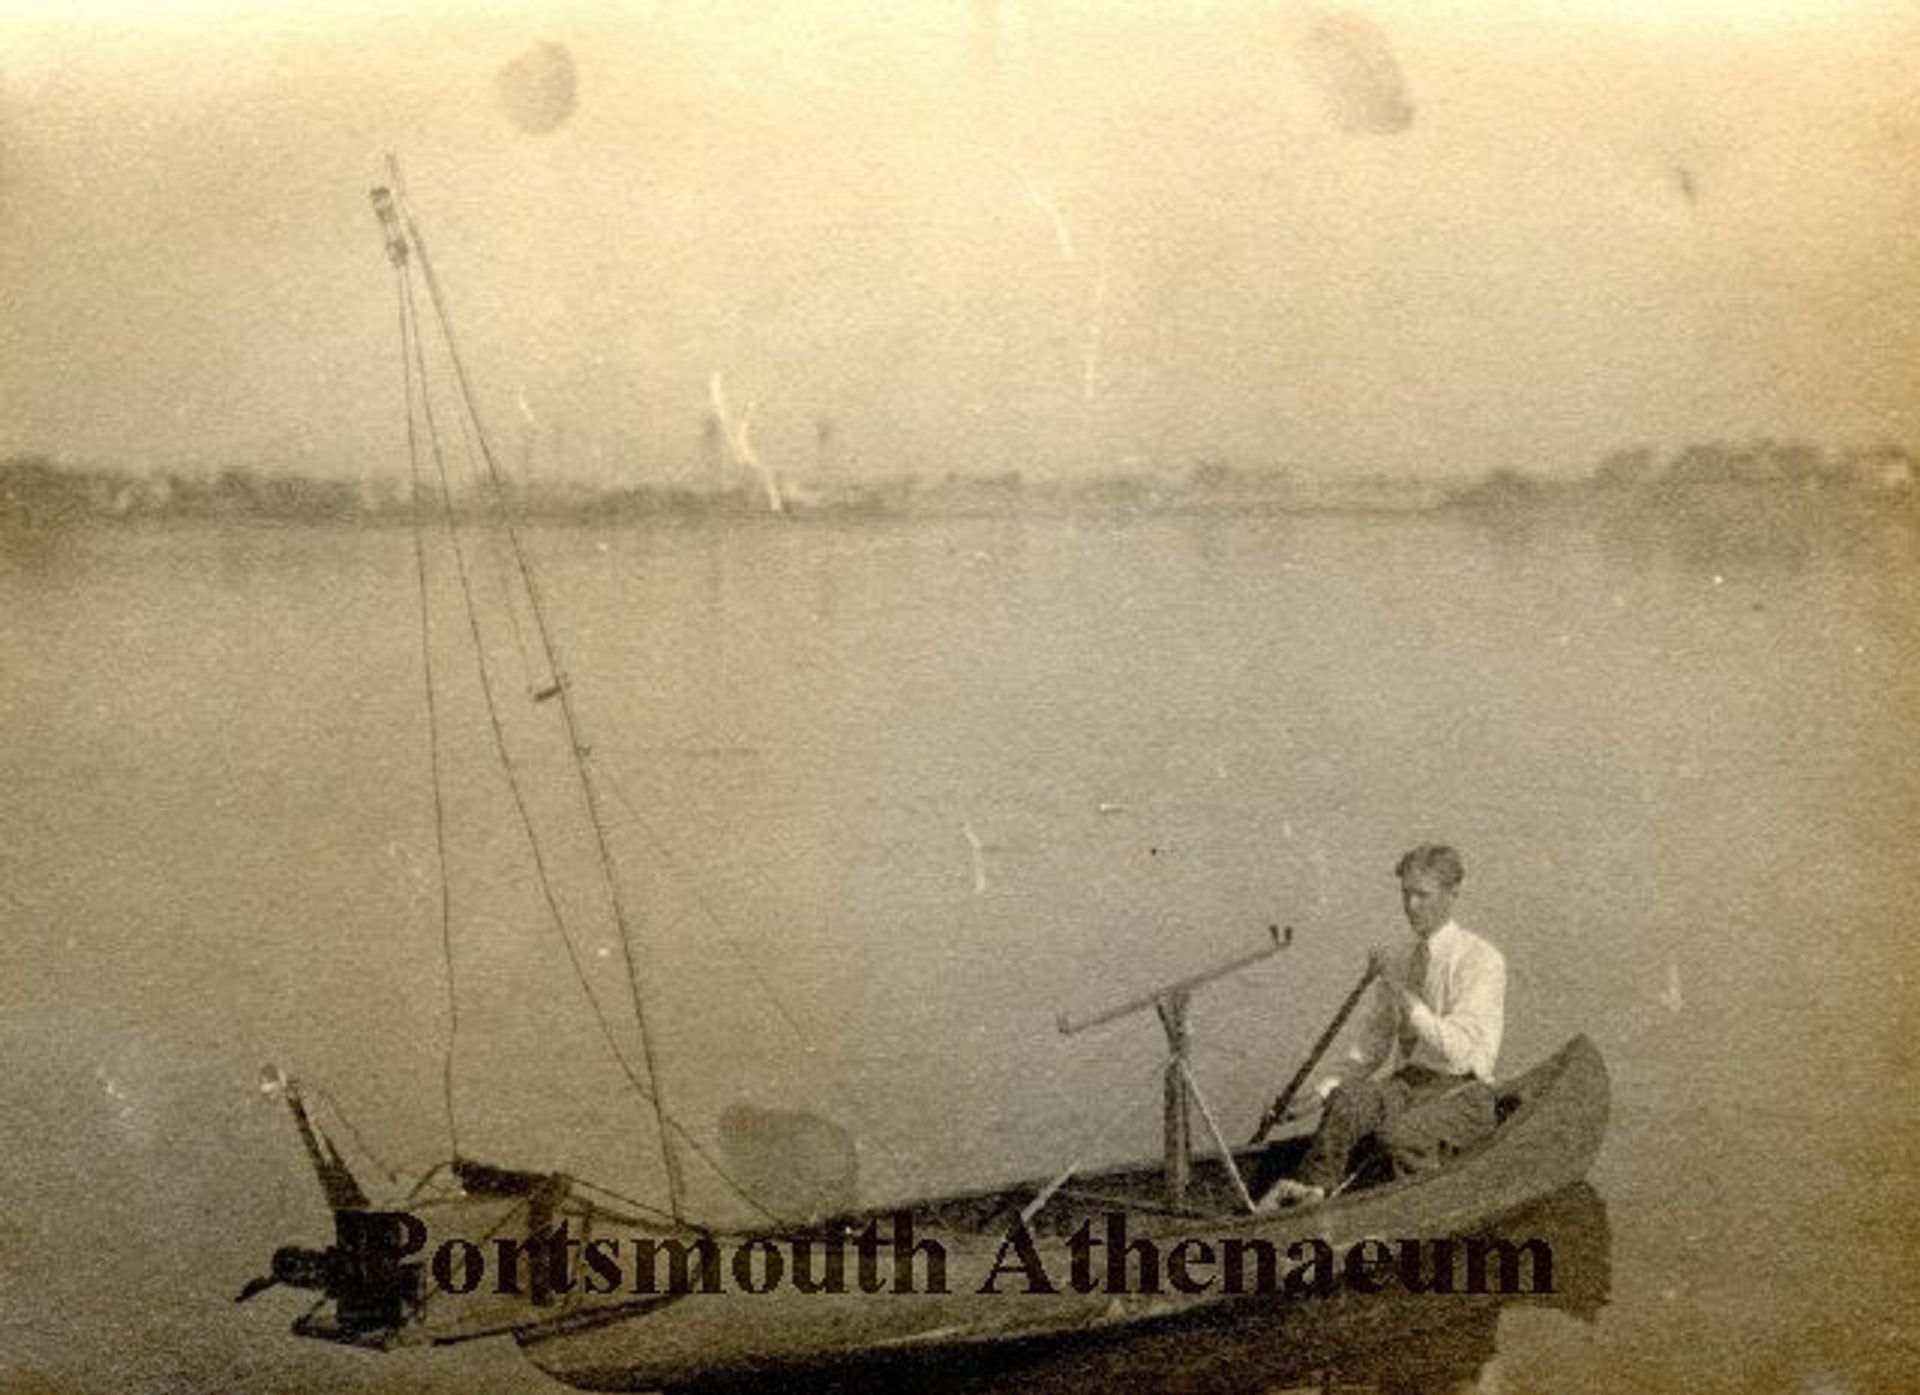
1341;919;1506;1083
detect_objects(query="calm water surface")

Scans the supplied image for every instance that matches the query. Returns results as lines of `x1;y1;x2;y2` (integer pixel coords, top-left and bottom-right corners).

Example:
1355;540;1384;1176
1;507;1915;1393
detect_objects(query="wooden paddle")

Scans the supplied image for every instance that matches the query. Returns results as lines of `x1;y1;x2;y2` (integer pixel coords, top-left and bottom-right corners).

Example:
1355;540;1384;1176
1248;965;1378;1145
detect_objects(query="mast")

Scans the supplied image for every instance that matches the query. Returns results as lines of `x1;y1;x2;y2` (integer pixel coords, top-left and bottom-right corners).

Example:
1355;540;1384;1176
370;166;688;1219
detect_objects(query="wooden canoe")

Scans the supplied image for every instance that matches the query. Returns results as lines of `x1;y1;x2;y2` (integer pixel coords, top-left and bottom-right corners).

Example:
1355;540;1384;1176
511;1034;1608;1391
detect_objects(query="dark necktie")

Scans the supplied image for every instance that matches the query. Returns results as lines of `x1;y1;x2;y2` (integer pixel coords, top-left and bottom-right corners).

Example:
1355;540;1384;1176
1400;941;1431;1057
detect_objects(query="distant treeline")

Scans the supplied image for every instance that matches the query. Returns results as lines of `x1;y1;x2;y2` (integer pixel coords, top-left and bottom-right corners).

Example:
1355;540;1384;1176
0;457;400;527
2;439;1911;528
1446;438;1915;510
0;455;1337;525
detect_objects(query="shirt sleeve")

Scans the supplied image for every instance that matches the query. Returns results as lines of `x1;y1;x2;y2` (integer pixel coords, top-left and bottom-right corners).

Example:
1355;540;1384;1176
1403;943;1505;1079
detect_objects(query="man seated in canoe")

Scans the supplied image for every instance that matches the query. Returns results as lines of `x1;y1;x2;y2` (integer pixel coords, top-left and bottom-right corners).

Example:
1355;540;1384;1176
1260;842;1505;1206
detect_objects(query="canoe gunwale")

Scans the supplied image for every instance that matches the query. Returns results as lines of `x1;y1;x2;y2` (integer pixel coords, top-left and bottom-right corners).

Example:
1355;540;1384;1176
512;1035;1609;1390
712;1033;1605;1244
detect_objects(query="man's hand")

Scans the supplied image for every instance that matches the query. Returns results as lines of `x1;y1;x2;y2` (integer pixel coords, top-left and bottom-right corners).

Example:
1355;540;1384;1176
1368;948;1427;1030
1260;1081;1333;1129
1265;1092;1319;1127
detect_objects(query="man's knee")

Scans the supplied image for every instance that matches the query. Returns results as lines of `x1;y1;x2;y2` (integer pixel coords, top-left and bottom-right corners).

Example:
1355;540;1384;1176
1324;1078;1385;1116
1319;1080;1387;1138
1378;1091;1495;1173
1376;1115;1447;1175
1375;1112;1430;1155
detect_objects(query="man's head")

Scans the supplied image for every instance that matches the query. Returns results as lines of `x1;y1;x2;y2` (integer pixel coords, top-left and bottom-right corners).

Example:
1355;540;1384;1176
1395;843;1463;938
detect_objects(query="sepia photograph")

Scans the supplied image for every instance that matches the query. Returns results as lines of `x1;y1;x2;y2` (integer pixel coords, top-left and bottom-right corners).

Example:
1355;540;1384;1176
2;2;1915;1391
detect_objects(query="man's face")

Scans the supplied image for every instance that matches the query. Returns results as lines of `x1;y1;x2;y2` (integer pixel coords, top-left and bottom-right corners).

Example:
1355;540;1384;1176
1400;869;1456;938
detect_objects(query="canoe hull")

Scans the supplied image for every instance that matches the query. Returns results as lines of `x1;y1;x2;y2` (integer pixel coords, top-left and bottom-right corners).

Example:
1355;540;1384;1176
517;1035;1609;1391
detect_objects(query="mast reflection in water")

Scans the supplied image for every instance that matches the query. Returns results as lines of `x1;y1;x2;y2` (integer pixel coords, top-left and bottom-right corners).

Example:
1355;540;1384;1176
697;1183;1610;1395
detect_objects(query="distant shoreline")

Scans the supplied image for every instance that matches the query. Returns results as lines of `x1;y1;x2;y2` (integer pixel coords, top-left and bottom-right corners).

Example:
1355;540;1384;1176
2;441;1910;529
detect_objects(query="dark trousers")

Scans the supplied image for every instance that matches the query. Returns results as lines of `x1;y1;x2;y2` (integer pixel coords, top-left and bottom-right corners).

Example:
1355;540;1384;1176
1298;1066;1497;1191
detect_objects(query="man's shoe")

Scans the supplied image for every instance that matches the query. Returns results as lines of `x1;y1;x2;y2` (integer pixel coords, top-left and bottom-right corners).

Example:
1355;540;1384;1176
1255;1177;1326;1211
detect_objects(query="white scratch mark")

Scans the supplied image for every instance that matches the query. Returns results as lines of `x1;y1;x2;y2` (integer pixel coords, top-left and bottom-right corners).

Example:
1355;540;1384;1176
1096;801;1128;815
517;386;538;428
1660;962;1683;1014
1019;171;1075;262
708;372;786;514
962;820;989;893
96;1066;134;1121
1081;228;1111;403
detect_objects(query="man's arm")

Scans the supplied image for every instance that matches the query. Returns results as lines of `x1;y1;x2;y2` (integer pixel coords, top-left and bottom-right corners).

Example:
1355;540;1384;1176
1308;969;1396;1101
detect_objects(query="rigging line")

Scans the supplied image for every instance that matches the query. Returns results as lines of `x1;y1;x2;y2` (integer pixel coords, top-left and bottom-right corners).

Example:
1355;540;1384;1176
589;759;807;1040
398;268;782;1229
565;1175;709;1232
403;1160;463;1205
394;259;462;1158
1189;1037;1264;1065
400;271;657;1136
438;356;546;696
587;754;926;1183
489;530;546;694
656;1112;785;1224
1023;1059;1168;1224
401;1161;686;1232
310;1083;404;1188
394;185;685;1220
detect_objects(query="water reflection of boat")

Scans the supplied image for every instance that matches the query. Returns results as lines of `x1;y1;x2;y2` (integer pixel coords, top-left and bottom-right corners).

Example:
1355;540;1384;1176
705;1182;1611;1395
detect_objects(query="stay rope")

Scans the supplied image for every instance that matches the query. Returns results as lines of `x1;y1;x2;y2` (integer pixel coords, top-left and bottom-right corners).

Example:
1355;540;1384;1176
395;188;688;1220
586;756;925;1186
393;266;461;1159
385;205;778;1227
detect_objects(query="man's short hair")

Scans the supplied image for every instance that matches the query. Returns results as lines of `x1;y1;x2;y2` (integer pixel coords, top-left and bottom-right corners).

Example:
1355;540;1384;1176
1395;843;1464;888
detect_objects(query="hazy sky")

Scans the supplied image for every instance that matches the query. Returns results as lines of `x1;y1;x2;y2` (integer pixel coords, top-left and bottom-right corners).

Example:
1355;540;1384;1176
3;0;1916;485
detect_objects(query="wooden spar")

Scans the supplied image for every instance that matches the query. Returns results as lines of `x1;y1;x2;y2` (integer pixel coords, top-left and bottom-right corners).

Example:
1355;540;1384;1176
1056;925;1291;1037
1175;1058;1257;1212
376;159;687;1218
261;1068;369;1212
1052;926;1292;1210
1017;1159;1081;1230
1157;991;1191;1209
